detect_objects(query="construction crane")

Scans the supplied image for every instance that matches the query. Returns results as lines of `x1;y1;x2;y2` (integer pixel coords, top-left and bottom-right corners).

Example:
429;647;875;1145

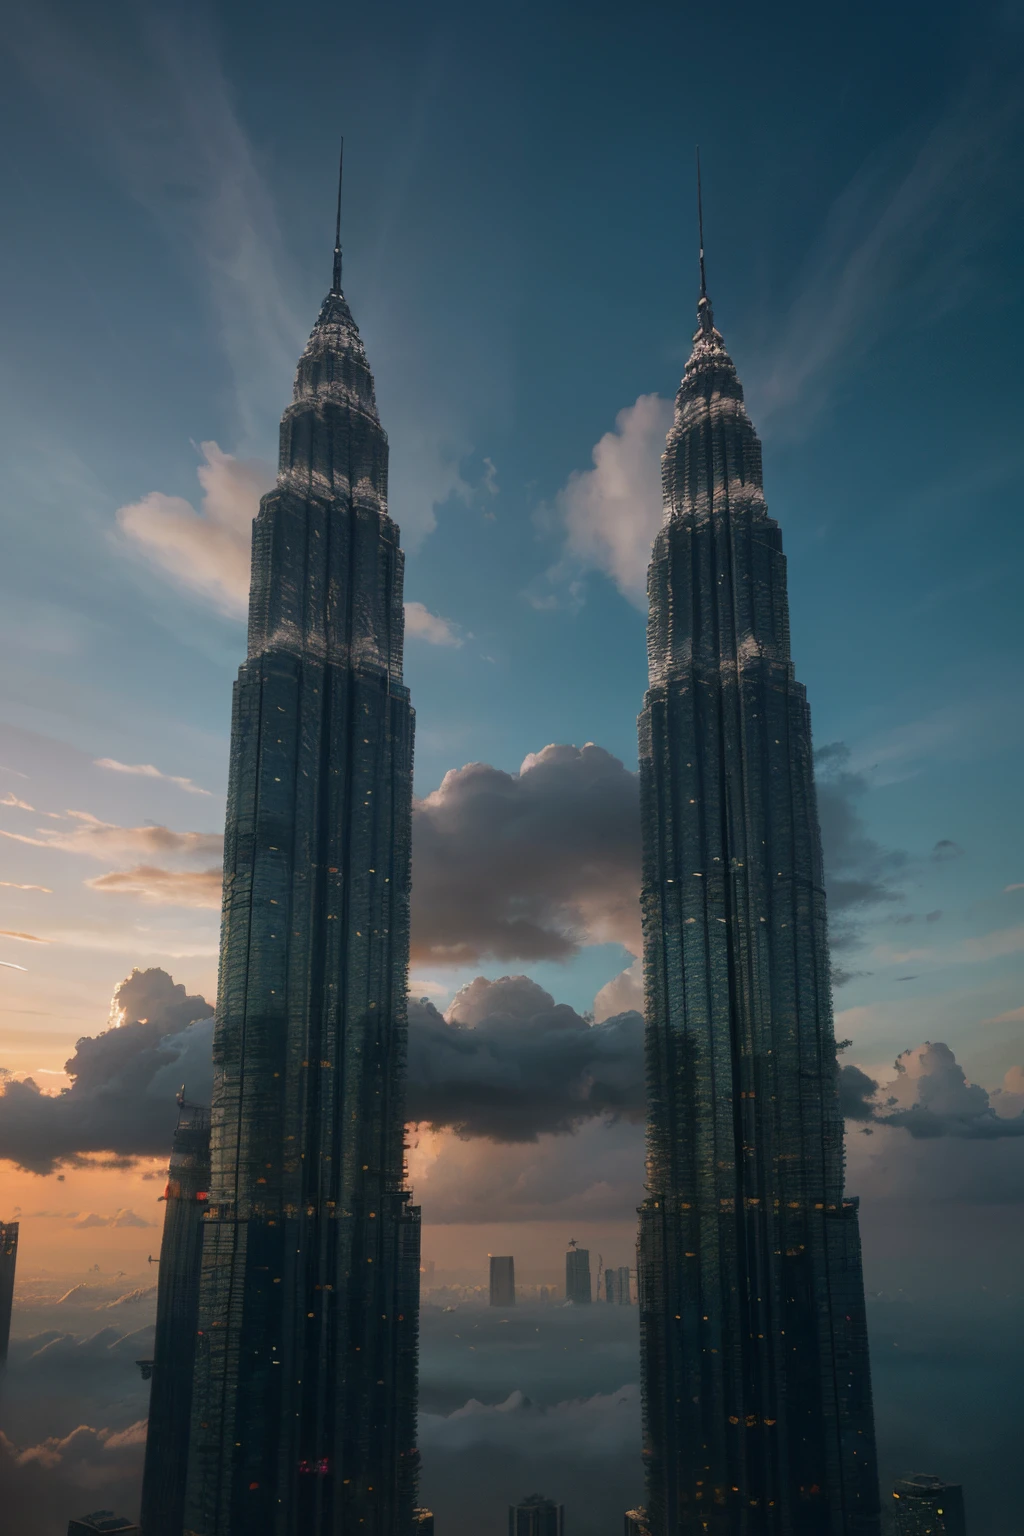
568;1236;578;1250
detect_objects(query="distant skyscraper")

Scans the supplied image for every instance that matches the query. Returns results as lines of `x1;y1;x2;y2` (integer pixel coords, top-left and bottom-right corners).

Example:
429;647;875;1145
510;1495;565;1536
67;1516;140;1536
634;194;880;1535
182;157;420;1536
412;1510;435;1536
140;1097;211;1536
0;1219;18;1367
605;1265;631;1305
891;1476;966;1536
490;1255;516;1307
565;1245;591;1305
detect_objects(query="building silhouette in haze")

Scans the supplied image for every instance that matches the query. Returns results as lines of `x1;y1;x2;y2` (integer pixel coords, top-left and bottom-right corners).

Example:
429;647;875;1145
565;1245;591;1305
489;1255;515;1306
510;1495;565;1536
182;161;420;1536
67;1516;140;1536
604;1265;631;1305
139;1097;211;1536
891;1476;966;1536
634;200;880;1535
0;1220;17;1367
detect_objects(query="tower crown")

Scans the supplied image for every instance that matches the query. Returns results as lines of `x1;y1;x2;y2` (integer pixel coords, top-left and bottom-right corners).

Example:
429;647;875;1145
290;289;380;425
660;167;765;526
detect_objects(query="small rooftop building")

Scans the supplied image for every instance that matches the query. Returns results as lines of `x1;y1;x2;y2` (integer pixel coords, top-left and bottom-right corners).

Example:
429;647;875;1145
565;1246;591;1305
490;1255;515;1307
510;1494;564;1536
67;1514;140;1536
892;1475;966;1536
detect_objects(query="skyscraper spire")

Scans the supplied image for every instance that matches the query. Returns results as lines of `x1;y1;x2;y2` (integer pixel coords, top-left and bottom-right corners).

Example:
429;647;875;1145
634;229;880;1534
332;135;344;294
696;145;707;300
694;146;714;336
181;147;420;1536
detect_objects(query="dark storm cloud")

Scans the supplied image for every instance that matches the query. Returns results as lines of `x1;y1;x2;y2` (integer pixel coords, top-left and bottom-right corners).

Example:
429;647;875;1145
0;968;212;1174
814;744;908;946
410;743;642;964
407;976;644;1141
879;1041;1024;1139
839;1063;880;1121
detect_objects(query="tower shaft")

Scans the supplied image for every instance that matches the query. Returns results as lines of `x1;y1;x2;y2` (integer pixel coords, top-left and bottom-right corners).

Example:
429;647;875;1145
636;294;879;1536
140;1102;211;1536
183;286;420;1536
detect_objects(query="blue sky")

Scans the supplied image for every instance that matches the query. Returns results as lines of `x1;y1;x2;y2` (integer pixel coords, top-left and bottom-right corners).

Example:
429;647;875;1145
0;4;1023;1528
0;0;1022;1196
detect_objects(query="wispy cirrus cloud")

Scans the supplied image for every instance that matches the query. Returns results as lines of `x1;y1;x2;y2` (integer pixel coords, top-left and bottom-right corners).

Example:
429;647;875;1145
95;758;212;796
745;75;1023;433
87;865;222;910
0;811;222;864
541;76;1022;603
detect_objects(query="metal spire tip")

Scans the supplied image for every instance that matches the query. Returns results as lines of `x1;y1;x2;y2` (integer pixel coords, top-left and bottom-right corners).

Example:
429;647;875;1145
332;136;344;294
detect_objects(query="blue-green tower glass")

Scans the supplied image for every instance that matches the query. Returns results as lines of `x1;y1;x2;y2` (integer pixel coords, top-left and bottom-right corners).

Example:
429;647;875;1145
636;283;880;1536
183;258;420;1535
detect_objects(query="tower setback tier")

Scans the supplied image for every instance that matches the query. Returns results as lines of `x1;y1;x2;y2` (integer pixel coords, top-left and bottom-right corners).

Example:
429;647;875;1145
181;279;420;1536
636;288;879;1536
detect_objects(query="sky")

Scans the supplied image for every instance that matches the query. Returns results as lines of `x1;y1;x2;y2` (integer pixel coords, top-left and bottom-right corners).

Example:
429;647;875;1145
0;0;1023;1530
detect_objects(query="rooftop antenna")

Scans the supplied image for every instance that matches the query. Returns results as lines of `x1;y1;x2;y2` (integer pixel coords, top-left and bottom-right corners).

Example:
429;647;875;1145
332;136;345;294
696;144;707;301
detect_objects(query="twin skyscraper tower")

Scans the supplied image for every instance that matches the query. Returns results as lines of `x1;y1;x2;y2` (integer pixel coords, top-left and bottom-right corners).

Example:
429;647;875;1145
143;164;881;1536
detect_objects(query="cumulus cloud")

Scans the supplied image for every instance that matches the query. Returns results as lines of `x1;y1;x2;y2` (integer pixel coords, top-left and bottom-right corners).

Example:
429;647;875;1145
408;976;643;1141
421;1382;640;1460
879;1042;1024;1140
0;1420;147;1536
409;1114;645;1225
552;394;673;608
593;958;643;1023
94;758;212;797
87;865;222;909
404;601;463;647
71;1210;153;1230
411;743;641;964
842;1040;1024;1147
117;443;468;643
0;968;213;1173
117;441;273;616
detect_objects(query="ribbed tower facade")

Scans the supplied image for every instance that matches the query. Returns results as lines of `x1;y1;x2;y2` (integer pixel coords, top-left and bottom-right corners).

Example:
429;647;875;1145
183;248;420;1536
636;282;879;1536
141;1098;211;1536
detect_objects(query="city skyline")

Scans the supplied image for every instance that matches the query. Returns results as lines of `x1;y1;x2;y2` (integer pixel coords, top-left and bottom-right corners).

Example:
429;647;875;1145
0;2;1022;1534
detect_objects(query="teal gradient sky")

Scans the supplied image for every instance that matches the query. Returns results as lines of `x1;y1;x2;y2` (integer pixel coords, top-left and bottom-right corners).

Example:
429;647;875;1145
0;0;1022;1197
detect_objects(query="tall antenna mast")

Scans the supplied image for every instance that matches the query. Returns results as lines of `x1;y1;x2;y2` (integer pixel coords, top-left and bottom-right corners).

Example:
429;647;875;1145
332;136;345;294
696;144;707;300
